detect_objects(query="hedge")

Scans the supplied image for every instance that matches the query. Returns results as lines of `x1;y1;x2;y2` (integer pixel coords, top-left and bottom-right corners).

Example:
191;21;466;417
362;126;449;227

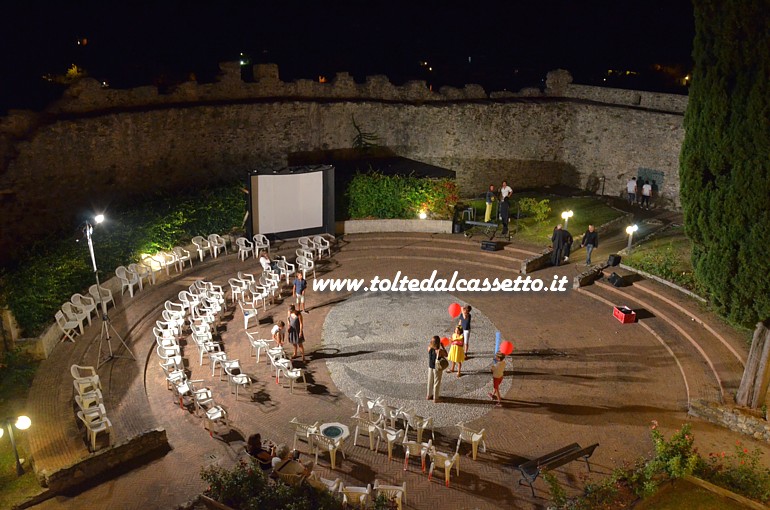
346;172;458;220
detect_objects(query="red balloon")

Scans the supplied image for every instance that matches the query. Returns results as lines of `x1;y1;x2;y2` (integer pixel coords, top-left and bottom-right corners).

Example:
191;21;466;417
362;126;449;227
500;341;514;355
440;337;450;347
448;303;461;318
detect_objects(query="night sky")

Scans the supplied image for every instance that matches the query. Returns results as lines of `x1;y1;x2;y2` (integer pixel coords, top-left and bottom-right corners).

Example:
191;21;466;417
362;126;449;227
0;0;694;112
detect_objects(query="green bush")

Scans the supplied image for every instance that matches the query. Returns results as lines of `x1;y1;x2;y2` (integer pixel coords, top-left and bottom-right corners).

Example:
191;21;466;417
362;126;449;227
517;198;551;222
201;459;343;510
625;244;701;293
347;172;458;220
696;440;770;503
0;184;244;336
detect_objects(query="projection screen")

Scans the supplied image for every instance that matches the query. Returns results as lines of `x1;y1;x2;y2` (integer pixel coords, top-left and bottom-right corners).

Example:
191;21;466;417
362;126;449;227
248;165;335;240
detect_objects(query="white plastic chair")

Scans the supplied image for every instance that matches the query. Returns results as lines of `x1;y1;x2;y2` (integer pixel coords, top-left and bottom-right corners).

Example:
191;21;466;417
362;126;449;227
115;266;139;297
127;263;152;290
56;310;79;342
289;417;319;451
354;391;382;421
312;235;331;259
192;236;211;262
245;331;273;363
456;422;487;461
296;256;315;280
71;364;101;394
204;404;229;438
428;449;460;487
77;410;113;451
403;439;432;472
374;480;407;510
277;364;307;394
207;234;227;258
61;302;87;335
404;412;435;444
228;278;246;304
223;360;252;400
248;282;268;310
352;414;381;451
298;236;314;253
253;234;270;255
311;432;346;470
235;237;254;261
374;424;404;461
89;284;114;311
71;293;97;325
173;247;193;271
276;257;296;285
340;483;371;508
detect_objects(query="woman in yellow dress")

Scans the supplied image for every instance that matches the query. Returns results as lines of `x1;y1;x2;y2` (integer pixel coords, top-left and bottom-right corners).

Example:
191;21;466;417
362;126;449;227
447;325;466;377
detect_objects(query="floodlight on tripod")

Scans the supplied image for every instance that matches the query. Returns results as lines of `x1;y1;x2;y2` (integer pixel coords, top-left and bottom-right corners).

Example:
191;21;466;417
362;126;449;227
84;214;136;368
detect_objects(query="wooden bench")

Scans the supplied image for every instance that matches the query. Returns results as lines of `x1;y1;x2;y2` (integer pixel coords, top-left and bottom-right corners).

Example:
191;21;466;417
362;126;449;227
517;442;599;497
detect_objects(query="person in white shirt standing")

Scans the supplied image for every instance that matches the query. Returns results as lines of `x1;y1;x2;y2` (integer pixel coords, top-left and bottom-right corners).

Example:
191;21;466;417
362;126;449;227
641;180;653;209
626;177;637;205
499;180;513;235
488;352;506;407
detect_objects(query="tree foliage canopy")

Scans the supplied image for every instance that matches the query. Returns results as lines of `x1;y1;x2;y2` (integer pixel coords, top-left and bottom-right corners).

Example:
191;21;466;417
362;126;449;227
680;0;770;327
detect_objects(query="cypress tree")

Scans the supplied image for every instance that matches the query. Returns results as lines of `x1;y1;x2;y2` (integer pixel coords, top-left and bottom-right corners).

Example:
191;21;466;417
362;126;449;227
680;0;770;327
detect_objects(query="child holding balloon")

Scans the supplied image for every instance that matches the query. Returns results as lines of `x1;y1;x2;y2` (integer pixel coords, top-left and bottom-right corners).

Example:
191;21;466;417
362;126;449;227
489;352;506;407
447;325;466;377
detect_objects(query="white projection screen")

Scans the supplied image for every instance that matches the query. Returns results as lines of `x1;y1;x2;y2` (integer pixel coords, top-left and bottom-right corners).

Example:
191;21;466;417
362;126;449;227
248;166;335;239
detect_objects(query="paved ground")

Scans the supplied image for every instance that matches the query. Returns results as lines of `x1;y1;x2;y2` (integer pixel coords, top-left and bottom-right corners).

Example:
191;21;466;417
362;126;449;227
25;202;770;510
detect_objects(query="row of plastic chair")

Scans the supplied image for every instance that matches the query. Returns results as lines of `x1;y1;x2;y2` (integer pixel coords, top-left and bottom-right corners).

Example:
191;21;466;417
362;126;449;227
338;480;407;510
71;364;112;451
298;235;333;260
228;234;271;262
55;286;114;342
157;289;231;437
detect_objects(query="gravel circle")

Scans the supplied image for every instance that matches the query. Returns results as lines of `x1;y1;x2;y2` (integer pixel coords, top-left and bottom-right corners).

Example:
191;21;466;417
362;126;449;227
322;292;512;428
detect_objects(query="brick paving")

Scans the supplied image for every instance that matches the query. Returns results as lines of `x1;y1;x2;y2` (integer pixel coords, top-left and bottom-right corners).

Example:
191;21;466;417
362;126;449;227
25;229;769;510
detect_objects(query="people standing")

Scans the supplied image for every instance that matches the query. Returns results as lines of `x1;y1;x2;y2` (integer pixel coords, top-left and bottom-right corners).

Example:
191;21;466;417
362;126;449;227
293;271;307;313
287;305;305;361
641;180;653;209
551;224;567;266
484;184;496;223
626;177;637;205
488;353;506;407
580;224;599;265
427;336;448;403
447;325;466;377
271;320;285;347
499;180;513;235
459;305;472;354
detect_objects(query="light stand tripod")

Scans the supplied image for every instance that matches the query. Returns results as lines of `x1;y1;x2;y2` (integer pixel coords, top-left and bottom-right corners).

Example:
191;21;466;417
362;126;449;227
84;220;136;369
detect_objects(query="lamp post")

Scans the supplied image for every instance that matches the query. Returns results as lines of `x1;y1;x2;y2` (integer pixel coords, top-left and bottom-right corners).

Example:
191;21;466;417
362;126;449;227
1;415;31;476
625;224;639;252
561;210;574;230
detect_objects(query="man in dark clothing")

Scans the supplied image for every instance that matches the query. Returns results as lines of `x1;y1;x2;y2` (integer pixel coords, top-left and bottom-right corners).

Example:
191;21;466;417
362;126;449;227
581;224;599;265
562;228;574;262
551;224;567;266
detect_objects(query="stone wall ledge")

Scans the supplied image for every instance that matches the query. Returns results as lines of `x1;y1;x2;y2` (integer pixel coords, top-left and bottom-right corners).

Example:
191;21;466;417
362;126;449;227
689;399;770;444
520;248;553;275
40;427;168;493
339;219;452;235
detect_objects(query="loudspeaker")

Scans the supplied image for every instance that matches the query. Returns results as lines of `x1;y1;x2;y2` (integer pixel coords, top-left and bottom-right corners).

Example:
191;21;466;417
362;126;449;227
608;272;625;287
608;254;621;267
481;240;502;251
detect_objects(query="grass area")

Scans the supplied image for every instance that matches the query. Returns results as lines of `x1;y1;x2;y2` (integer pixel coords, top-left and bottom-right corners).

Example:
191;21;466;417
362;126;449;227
463;194;625;247
623;225;701;294
0;351;45;507
634;479;752;509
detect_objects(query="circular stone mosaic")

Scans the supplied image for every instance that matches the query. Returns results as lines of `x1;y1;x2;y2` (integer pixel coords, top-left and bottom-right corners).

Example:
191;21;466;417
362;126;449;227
322;292;512;428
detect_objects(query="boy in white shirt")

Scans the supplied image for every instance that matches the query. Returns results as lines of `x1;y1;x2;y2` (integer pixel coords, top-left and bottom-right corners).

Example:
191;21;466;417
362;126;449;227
488;352;506;407
271;321;285;347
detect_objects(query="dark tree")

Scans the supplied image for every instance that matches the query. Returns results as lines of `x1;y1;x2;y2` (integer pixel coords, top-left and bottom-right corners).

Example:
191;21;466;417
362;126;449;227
680;0;770;328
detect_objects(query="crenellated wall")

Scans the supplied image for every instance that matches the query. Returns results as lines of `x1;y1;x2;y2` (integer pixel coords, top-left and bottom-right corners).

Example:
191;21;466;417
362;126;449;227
0;64;686;264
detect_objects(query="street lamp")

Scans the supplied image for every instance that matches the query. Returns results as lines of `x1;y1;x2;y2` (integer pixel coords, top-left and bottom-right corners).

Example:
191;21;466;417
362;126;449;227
625;224;639;252
561;210;574;230
83;214;135;368
0;415;31;476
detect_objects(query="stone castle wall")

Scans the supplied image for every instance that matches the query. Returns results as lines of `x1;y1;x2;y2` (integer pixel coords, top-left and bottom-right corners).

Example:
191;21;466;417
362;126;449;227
0;63;686;263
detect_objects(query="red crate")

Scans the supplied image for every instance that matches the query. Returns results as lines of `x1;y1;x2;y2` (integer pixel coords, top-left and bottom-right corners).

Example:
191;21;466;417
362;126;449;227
613;306;636;324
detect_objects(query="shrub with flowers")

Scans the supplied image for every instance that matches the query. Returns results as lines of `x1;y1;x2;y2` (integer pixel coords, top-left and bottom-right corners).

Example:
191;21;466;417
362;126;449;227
696;440;770;503
646;421;700;480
